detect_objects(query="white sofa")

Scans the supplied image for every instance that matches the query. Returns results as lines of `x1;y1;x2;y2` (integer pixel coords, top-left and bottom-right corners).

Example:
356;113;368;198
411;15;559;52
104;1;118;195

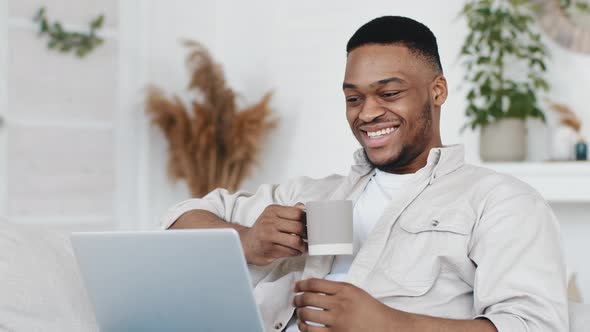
0;224;588;332
0;225;98;332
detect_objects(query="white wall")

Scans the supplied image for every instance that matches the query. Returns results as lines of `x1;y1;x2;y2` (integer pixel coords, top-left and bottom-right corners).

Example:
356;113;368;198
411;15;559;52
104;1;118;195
143;0;590;301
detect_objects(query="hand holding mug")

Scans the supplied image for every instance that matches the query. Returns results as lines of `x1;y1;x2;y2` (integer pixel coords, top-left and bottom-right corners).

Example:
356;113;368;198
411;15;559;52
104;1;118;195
241;204;307;266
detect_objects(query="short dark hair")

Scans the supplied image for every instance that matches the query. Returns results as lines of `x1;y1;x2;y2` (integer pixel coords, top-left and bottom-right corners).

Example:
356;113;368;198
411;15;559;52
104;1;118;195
346;16;443;74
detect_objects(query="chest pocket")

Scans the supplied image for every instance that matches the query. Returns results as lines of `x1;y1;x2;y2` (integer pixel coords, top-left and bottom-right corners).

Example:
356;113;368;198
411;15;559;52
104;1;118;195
400;207;474;235
366;206;476;299
396;206;475;264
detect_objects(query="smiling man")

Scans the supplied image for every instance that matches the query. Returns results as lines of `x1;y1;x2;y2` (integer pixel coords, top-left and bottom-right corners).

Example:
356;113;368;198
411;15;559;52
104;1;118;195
162;16;568;332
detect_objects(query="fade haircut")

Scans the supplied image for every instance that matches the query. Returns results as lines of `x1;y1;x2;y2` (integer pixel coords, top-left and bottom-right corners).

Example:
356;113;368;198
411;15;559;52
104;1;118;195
346;16;443;74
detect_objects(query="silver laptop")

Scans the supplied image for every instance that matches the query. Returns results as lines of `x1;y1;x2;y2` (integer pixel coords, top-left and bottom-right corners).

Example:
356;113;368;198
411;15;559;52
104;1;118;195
71;229;265;332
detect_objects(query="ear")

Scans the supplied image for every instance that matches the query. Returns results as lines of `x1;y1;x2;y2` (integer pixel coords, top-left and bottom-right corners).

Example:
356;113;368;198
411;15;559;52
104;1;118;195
431;75;448;107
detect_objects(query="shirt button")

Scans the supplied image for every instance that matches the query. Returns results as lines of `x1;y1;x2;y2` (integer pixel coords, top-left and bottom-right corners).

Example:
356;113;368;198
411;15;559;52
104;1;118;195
274;322;283;330
431;220;439;227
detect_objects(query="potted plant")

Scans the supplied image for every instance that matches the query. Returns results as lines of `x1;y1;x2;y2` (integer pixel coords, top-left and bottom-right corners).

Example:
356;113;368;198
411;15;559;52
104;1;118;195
460;0;549;161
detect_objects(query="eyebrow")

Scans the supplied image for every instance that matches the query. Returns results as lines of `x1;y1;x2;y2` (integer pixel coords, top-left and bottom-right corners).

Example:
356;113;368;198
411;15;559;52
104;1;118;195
342;76;406;90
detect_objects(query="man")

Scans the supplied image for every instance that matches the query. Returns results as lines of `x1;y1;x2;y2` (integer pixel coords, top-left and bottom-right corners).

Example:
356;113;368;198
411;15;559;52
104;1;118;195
162;16;568;332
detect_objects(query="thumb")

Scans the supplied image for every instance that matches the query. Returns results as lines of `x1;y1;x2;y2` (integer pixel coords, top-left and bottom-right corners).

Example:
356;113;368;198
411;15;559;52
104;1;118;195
294;202;306;211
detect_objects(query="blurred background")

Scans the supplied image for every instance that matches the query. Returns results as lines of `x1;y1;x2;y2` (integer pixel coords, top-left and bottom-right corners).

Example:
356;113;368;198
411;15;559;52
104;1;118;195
0;0;589;300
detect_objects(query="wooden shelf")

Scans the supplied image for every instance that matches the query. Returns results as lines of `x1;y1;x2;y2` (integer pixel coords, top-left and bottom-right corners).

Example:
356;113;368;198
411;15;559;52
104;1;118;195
479;162;590;203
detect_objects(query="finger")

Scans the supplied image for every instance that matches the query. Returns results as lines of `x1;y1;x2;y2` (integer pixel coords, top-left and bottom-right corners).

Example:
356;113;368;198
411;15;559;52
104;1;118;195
298;319;329;332
276;219;306;236
270;244;301;258
295;202;306;211
275;206;306;221
293;292;335;310
295;278;343;295
293;203;307;237
273;232;306;252
297;308;334;326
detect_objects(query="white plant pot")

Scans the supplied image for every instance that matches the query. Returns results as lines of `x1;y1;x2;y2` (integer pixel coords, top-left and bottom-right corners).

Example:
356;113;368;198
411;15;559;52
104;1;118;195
480;118;526;162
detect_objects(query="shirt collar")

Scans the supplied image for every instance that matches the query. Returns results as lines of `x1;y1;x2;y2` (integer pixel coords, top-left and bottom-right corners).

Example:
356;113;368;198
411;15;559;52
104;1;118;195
352;144;465;182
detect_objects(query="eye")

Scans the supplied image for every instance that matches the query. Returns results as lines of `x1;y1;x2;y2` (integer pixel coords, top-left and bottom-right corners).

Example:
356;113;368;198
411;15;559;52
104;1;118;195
381;91;399;99
345;96;362;105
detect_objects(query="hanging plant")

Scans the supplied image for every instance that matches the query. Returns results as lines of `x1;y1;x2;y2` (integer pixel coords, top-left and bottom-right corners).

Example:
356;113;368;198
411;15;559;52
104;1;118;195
145;40;277;197
33;7;105;58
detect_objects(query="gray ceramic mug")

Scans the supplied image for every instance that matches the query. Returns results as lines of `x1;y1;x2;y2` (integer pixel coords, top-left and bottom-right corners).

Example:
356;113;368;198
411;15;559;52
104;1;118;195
305;200;353;256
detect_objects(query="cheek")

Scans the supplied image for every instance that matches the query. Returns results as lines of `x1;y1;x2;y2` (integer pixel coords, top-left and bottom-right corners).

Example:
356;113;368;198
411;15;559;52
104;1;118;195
346;109;358;128
390;100;426;130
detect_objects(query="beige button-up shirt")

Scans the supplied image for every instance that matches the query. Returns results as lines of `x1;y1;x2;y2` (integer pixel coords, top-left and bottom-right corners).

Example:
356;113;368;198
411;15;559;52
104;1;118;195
161;145;568;332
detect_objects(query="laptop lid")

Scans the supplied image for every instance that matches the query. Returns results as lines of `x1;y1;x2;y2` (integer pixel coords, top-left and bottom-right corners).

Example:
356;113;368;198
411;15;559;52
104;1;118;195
71;229;264;332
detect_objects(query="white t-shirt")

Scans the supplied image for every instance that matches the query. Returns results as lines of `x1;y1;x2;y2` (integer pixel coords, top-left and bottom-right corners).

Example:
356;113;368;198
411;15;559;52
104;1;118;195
285;169;414;331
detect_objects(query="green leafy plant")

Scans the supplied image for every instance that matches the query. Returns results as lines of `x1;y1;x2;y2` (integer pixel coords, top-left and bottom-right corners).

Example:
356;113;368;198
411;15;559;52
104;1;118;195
33;7;105;58
460;0;549;130
560;0;590;14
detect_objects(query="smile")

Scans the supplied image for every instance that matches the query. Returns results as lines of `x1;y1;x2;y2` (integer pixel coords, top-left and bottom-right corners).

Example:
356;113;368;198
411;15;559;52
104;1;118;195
366;127;396;138
360;126;399;148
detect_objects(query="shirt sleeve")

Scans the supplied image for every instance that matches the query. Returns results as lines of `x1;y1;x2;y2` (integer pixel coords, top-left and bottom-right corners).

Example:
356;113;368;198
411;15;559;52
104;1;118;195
469;191;569;332
159;182;295;230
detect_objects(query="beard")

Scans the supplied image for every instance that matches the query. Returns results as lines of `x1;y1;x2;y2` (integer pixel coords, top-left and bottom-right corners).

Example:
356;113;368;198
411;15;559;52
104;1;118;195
364;100;434;173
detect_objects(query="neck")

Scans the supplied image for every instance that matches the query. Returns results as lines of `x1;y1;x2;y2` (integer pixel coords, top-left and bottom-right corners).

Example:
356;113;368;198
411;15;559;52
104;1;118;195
377;138;443;174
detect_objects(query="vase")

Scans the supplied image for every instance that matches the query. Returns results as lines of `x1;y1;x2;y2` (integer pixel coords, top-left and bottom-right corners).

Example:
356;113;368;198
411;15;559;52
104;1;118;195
575;141;587;161
480;118;526;162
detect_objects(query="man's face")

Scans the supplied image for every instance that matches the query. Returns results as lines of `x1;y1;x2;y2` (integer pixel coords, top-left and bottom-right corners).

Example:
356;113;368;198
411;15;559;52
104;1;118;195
343;44;444;173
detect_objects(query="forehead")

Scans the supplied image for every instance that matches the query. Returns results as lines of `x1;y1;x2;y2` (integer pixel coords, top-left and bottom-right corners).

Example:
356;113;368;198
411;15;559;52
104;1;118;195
344;44;428;86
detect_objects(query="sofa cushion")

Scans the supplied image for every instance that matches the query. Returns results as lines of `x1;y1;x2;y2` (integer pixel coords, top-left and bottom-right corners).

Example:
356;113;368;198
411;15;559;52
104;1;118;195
0;224;98;332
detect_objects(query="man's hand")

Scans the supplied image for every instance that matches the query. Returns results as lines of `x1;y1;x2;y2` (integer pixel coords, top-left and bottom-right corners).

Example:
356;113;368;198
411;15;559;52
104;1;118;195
293;278;498;332
240;204;307;266
293;278;404;332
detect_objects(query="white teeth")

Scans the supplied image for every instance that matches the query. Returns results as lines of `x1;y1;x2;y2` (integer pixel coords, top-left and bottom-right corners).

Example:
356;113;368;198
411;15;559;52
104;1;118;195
367;127;396;138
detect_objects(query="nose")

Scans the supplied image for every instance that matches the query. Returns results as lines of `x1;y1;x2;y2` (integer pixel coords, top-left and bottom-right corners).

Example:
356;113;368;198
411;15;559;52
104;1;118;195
358;96;386;122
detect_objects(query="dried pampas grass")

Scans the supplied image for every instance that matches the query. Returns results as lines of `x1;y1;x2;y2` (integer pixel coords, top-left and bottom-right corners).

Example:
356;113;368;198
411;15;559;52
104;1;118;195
546;98;581;132
145;40;276;197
